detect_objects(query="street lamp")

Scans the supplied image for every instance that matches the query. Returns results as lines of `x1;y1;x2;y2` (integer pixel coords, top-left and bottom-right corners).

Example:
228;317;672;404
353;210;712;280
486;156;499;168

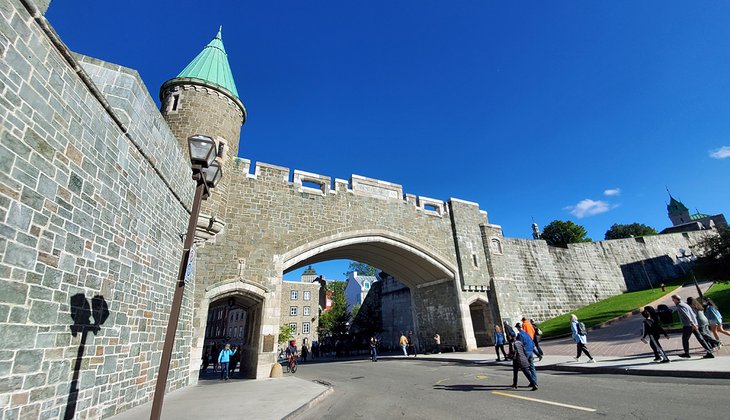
676;248;702;300
150;135;223;420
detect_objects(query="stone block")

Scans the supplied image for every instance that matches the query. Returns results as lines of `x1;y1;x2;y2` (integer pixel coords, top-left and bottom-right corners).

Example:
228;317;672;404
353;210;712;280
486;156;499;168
6;201;32;231
3;241;36;270
12;349;43;374
0;280;28;305
29;300;59;324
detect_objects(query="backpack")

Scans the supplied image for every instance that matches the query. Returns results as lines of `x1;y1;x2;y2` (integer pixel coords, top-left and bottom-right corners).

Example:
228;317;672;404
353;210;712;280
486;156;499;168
576;321;587;336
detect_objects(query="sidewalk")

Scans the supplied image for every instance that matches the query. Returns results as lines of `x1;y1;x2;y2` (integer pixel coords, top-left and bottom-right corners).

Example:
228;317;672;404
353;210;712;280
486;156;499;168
109;376;331;420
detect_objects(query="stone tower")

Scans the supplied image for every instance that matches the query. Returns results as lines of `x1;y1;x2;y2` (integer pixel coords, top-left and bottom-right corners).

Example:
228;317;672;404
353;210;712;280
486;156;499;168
160;27;247;217
667;193;690;226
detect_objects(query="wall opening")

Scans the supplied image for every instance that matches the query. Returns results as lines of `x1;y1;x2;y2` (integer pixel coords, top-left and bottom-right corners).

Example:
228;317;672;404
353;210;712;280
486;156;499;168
469;300;490;347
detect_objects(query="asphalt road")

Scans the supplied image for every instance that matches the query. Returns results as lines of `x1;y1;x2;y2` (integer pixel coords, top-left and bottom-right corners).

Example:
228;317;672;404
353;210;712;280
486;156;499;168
294;358;729;419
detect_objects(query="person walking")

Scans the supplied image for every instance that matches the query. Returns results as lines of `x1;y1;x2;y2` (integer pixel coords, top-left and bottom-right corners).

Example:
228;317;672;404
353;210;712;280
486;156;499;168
570;314;595;363
494;325;508;361
503;320;516;360
515;323;538;386
640;309;670;363
672;294;714;359
510;339;538;391
407;331;417;357
433;333;441;354
521;317;542;361
531;319;544;361
369;336;379;362
687;297;720;350
705;298;730;344
217;343;237;380
399;332;408;356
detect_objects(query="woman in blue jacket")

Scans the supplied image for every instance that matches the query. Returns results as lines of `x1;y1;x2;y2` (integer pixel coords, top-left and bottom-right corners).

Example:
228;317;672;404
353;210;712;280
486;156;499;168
494;325;508;361
218;343;237;381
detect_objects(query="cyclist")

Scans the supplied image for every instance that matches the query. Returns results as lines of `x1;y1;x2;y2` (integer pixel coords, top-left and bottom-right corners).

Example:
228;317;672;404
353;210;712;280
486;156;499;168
285;340;298;371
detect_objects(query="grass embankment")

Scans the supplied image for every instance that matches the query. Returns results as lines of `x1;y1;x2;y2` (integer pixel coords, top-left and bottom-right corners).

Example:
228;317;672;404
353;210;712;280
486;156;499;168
662;281;730;329
539;283;680;338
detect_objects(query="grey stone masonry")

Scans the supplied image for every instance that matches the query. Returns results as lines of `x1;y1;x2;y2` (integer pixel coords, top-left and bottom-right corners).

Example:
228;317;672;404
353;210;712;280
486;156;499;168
0;1;197;418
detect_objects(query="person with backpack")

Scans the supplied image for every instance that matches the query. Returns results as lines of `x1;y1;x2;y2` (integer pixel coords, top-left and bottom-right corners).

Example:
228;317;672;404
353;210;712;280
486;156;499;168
570;314;595;363
640;309;670;363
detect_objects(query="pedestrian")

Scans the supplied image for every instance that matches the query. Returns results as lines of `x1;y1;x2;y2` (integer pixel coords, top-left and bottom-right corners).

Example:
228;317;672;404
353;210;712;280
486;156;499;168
433;333;441;354
301;343;309;363
399;332;408;356
515;322;537;387
503;320;516;360
212;344;220;372
521;317;543;361
407;330;417;357
570;314;595;363
640;309;670;363
704;298;730;344
531;319;544;361
511;339;538;391
201;350;209;372
217;343;237;380
494;325;508;361
370;336;379;362
672;295;714;359
687;297;720;350
312;340;319;359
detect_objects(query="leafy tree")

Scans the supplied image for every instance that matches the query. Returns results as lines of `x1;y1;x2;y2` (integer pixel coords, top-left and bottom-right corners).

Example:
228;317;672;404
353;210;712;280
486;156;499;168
345;261;377;277
695;227;730;279
351;303;361;319
319;281;351;338
541;220;592;247
278;324;294;346
604;223;658;240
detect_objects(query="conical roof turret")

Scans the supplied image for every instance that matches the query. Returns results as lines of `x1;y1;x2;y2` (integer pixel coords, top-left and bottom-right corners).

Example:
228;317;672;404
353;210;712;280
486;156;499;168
176;26;239;98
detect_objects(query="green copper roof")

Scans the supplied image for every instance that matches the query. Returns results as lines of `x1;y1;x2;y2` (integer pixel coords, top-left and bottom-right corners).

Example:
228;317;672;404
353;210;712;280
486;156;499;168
302;266;317;276
177;27;239;98
690;212;709;220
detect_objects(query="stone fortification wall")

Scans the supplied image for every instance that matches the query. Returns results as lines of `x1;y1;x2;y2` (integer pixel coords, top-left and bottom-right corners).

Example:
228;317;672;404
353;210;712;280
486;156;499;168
0;2;195;417
489;231;711;324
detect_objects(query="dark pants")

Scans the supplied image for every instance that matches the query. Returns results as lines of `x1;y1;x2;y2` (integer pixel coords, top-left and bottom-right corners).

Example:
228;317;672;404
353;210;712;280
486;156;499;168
681;326;712;354
576;343;592;359
220;362;229;379
526;354;537;385
408;344;416;356
495;344;507;360
533;336;543;357
512;365;536;386
648;334;668;360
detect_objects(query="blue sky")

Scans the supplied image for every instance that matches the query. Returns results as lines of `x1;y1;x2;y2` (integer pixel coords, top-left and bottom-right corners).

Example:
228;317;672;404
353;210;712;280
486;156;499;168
47;1;729;281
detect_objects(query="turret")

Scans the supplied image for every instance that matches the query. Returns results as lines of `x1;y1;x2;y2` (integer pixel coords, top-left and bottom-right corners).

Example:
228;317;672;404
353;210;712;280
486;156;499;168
666;191;690;226
160;27;246;217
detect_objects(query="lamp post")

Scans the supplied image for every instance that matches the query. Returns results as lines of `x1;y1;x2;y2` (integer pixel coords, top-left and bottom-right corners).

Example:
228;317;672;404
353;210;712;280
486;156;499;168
150;135;222;420
676;248;702;300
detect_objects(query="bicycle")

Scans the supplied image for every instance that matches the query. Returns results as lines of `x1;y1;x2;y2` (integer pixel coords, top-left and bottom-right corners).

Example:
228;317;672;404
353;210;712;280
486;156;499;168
286;354;297;373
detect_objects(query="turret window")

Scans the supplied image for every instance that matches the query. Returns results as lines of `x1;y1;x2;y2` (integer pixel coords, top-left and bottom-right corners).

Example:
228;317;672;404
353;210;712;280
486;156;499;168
171;93;180;111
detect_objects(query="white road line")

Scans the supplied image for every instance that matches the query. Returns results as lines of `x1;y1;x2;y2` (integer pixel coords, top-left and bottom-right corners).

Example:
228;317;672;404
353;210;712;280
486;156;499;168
492;391;597;412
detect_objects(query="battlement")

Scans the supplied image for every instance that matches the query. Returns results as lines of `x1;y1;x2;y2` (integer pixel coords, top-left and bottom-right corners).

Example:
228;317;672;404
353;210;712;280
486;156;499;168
231;157;485;218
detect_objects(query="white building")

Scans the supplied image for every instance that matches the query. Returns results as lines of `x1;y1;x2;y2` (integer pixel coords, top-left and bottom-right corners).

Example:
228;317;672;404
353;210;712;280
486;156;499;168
345;271;378;310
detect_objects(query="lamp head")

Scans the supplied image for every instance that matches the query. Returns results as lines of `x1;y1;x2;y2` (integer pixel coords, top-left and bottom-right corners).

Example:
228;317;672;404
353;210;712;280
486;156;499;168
202;160;223;187
187;135;217;168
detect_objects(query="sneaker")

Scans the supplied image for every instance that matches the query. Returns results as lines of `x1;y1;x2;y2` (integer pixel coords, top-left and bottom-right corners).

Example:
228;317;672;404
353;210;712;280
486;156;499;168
588;358;596;363
538;356;543;362
653;357;662;362
573;356;580;361
659;359;671;364
531;384;538;391
703;353;715;359
678;354;691;358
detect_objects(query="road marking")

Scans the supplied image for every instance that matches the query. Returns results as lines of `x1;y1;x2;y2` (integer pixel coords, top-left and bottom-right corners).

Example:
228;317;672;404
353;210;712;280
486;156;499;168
492;392;597;412
434;377;450;385
475;375;488;379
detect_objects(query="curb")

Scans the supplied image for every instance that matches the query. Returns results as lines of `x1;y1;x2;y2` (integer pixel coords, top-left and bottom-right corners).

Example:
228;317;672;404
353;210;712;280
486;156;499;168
539;363;730;379
282;379;334;420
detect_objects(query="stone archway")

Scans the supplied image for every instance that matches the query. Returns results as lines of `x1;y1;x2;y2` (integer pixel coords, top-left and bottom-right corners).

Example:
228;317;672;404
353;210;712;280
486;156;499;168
279;231;476;354
192;280;270;380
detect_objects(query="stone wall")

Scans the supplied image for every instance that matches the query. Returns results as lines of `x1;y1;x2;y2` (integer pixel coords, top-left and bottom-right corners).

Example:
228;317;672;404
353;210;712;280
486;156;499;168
488;230;712;324
0;1;195;417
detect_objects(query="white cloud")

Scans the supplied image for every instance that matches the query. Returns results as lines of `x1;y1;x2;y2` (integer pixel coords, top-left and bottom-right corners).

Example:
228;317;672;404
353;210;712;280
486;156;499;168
564;199;615;218
709;146;730;159
604;188;621;197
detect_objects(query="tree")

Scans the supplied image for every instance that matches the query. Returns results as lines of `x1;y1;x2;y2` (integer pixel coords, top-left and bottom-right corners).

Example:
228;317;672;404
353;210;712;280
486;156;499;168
695;227;730;278
604;223;658;240
541;220;592;247
319;281;351;338
351;303;361;320
278;324;294;346
345;261;377;277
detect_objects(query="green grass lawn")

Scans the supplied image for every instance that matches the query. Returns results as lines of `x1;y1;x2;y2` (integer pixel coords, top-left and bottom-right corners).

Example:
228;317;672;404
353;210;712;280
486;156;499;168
539;284;680;338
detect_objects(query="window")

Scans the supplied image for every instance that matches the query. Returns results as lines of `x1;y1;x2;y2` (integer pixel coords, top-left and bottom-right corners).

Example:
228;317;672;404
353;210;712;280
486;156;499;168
290;306;298;316
228;327;232;336
364;281;370;290
231;314;234;321
236;313;239;321
171;94;180;111
303;322;310;334
289;323;297;333
233;327;237;337
290;290;298;300
303;291;311;301
303;306;310;316
239;328;243;338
